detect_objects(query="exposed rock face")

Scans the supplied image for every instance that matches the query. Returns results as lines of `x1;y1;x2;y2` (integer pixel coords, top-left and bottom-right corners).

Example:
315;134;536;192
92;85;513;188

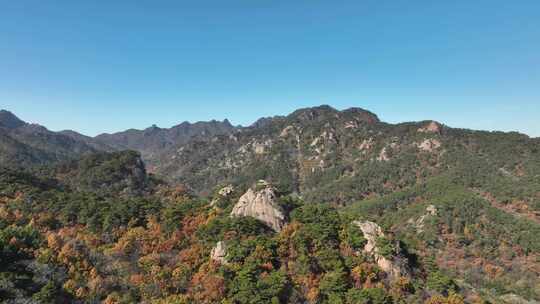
354;221;409;279
377;147;390;161
218;185;234;197
417;138;442;152
279;125;295;138
231;181;285;232
210;185;235;207
408;205;438;233
417;121;442;134
211;241;228;264
426;204;437;215
358;138;374;152
253;140;271;154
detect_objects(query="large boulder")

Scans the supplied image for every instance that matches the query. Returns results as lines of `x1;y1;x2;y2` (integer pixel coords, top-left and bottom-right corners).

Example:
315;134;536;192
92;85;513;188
354;220;409;279
230;181;285;232
210;241;228;264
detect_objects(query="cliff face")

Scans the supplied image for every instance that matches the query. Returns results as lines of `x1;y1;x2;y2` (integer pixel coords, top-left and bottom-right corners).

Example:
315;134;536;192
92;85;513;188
231;181;285;232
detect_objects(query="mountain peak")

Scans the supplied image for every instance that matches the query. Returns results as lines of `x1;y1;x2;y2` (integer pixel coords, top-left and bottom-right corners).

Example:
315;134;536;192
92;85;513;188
289;105;338;119
342;107;380;124
287;105;379;124
0;110;26;129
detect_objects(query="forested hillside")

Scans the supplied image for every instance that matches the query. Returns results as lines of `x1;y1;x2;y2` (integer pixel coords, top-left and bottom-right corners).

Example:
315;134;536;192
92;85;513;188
0;106;539;303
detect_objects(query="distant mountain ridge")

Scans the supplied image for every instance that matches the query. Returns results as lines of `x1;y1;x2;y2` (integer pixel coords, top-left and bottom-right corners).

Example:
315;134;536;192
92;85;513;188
0;109;26;129
0;109;238;169
0;110;98;167
93;118;236;160
1;106;539;204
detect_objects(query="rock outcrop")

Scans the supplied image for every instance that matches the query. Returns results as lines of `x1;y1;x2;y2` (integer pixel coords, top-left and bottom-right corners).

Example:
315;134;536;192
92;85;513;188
417;121;442;134
279;125;295;138
230;181;285;232
210;241;228;264
218;185;234;197
376;147;390;161
358;138;374;152
417;138;441;152
354;220;409;279
408;205;438;233
210;185;235;207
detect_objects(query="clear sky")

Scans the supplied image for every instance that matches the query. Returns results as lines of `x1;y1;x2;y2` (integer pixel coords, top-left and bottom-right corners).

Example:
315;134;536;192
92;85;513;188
1;1;539;137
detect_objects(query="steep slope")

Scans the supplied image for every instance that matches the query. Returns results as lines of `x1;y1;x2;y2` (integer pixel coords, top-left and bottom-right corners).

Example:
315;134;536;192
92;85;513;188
51;150;150;195
9;124;98;158
152;105;540;210
154;105;382;194
1;105;539;303
0;110;98;168
0;162;475;304
3;106;538;211
0;109;26;129
344;176;540;302
0;131;54;168
93;119;236;166
59;129;116;152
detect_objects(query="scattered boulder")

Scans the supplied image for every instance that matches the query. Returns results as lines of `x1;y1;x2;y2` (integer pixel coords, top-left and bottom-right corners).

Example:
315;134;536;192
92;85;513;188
230;181;285;232
353;220;409;279
211;241;228;264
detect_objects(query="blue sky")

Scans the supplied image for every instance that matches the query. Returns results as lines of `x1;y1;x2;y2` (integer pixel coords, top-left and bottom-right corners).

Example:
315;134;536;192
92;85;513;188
1;1;539;137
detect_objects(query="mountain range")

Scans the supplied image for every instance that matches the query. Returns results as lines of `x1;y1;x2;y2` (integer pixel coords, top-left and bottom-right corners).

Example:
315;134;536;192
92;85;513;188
2;106;539;204
1;106;539;304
